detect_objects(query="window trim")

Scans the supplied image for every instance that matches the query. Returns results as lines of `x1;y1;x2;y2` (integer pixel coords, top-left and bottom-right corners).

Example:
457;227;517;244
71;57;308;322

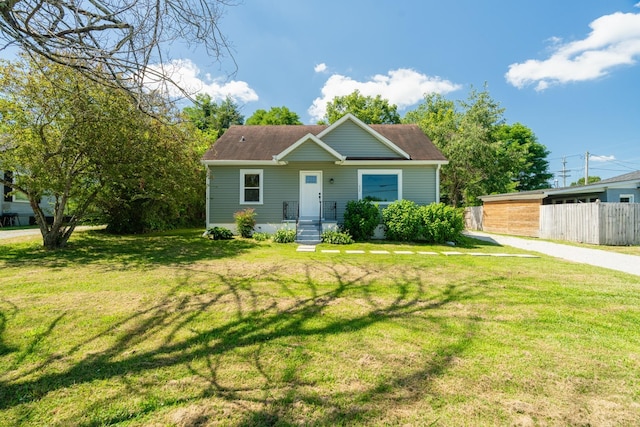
620;194;634;203
3;171;29;203
357;169;402;204
240;169;263;205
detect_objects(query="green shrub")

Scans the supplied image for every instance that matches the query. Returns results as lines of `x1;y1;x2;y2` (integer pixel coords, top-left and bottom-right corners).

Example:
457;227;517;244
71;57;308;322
204;226;234;240
273;228;296;243
381;201;465;243
343;199;380;241
321;229;354;245
419;203;464;243
234;208;257;238
253;232;271;242
381;200;421;241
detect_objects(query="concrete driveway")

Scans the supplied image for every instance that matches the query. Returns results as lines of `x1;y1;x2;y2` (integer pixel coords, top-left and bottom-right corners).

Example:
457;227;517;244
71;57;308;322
0;227;42;240
465;231;640;277
0;226;104;241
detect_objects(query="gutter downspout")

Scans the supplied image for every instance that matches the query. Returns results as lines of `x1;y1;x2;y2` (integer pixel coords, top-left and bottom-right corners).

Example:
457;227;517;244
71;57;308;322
436;164;441;203
205;166;211;229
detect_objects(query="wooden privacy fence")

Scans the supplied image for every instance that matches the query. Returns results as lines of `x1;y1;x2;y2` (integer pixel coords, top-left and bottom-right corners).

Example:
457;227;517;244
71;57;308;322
464;206;483;231
540;203;640;245
466;203;640;245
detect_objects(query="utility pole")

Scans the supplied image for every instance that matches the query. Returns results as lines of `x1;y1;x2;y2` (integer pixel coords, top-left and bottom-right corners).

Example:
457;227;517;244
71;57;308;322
584;151;589;185
558;156;570;187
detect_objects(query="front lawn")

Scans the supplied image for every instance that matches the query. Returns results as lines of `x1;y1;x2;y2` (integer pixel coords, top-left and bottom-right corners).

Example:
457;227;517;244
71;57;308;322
1;230;639;426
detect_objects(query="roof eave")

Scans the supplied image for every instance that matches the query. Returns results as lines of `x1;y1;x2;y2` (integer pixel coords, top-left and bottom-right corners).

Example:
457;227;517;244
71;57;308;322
338;160;448;166
202;160;282;166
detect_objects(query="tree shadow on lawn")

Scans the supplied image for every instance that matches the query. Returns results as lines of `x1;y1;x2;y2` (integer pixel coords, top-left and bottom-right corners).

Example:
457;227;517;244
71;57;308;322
365;234;501;251
0;304;18;357
0;229;257;269
0;261;483;426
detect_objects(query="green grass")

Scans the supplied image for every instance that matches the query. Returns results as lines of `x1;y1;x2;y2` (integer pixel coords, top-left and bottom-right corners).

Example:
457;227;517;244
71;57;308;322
1;229;639;426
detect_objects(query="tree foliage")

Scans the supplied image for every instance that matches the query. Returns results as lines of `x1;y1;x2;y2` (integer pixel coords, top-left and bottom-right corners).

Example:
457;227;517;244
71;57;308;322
182;94;244;138
494;123;552;191
0;0;236;108
0;55;205;248
324;90;401;124
571;176;601;186
404;87;552;206
98;106;207;235
246;106;302;125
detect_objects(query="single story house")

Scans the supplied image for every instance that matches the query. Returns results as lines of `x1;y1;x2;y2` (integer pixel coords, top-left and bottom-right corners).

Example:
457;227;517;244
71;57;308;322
2;170;48;226
477;170;640;237
202;114;448;240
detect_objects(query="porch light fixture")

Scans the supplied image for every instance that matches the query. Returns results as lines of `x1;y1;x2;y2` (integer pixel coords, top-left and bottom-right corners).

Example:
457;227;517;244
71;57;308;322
329;178;334;184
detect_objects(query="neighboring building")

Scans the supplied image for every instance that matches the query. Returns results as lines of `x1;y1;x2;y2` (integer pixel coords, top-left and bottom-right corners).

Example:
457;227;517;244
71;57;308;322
2;171;34;226
202;114;448;241
478;171;640;237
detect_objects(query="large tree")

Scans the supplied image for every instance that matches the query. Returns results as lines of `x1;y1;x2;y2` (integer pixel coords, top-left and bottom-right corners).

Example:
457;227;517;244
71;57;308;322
494;123;552;191
246;106;302;125
405;89;503;206
182;94;244;139
404;87;551;206
323;90;401;124
0;0;235;107
0;55;205;248
98;100;208;234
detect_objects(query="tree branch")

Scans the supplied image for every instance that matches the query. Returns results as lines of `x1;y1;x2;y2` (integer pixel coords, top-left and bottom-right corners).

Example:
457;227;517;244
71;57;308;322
0;0;237;112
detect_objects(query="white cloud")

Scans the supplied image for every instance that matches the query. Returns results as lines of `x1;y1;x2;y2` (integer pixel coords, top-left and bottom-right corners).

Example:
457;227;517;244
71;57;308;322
636;2;640;8
143;59;259;103
314;63;328;73
308;68;461;122
506;12;640;91
590;154;616;162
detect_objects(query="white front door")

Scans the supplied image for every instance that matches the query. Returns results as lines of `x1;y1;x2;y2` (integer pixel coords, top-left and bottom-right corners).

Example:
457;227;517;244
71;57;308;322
299;171;322;219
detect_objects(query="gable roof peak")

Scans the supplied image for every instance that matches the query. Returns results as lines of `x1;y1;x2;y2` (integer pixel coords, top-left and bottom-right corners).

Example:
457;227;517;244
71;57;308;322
318;114;411;160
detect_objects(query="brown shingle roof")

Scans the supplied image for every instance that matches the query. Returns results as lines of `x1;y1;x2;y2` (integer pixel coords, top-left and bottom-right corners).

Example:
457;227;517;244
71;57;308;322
202;123;446;162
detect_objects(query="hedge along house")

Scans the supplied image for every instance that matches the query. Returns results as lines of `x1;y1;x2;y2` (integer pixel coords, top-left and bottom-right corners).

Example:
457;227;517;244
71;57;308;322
202;114;448;242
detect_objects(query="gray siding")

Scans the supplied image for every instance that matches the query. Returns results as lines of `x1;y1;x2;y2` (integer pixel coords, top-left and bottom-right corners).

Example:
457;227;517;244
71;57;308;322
321;121;400;158
208;163;439;225
281;140;338;162
402;167;438;204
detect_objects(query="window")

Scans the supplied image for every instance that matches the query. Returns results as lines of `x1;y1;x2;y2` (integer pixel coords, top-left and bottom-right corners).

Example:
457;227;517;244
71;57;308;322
358;170;402;203
620;194;634;203
240;169;263;204
3;171;29;203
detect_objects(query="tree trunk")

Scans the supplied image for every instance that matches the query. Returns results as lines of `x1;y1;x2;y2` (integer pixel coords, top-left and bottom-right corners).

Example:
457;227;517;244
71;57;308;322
30;195;74;250
42;228;67;249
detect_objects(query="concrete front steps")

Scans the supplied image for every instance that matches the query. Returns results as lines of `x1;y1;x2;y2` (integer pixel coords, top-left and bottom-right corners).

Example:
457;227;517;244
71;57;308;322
296;220;321;244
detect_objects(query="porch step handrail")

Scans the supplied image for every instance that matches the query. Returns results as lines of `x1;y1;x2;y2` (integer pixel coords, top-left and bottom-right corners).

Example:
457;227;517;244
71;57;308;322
282;201;337;222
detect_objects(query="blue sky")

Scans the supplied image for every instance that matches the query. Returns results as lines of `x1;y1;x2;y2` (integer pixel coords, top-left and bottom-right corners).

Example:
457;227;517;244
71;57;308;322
158;0;640;184
2;1;637;184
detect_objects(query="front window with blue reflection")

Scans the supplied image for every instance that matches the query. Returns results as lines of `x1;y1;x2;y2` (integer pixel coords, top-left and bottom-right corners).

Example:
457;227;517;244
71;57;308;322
361;174;398;202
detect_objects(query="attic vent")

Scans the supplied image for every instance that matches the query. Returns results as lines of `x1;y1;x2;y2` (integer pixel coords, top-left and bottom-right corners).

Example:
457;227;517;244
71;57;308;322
239;136;246;142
